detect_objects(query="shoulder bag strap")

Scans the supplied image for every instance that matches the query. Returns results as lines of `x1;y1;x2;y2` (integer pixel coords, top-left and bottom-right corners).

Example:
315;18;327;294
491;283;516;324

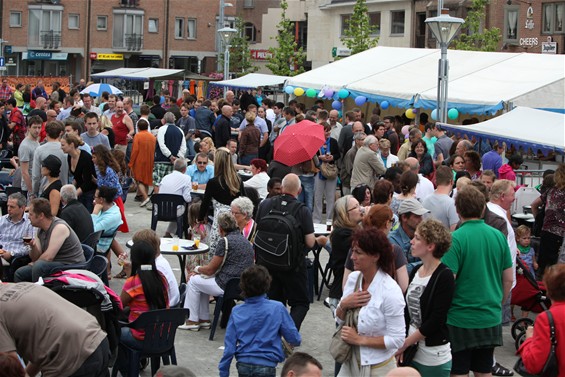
546;310;557;346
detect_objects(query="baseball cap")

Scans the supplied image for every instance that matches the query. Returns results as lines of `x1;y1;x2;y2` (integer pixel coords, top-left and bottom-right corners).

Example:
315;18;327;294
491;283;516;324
398;198;429;216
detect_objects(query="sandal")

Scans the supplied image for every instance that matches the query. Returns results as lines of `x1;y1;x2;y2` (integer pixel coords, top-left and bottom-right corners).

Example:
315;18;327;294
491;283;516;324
113;270;127;279
492;362;514;376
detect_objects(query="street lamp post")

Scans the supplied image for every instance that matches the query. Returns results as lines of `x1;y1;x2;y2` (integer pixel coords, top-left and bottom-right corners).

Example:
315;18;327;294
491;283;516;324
425;9;464;123
218;27;237;84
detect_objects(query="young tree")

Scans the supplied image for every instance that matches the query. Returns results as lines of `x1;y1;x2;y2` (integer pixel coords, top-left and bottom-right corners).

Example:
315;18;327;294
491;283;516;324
266;0;306;76
340;0;379;55
452;0;501;52
229;18;258;77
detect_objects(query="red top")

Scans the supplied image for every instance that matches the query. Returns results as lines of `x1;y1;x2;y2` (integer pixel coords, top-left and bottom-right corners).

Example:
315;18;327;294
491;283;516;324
517;301;565;374
111;113;129;146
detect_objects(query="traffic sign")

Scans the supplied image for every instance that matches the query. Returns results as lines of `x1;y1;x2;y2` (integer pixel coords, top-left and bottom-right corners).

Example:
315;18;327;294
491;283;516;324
0;57;4;67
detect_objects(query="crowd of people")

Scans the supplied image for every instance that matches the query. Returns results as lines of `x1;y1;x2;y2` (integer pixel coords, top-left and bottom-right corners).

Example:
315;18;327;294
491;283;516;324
0;80;563;377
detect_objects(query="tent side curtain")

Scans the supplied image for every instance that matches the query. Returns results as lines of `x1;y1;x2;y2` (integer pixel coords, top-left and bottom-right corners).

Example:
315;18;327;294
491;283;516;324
438;107;565;154
209;73;290;89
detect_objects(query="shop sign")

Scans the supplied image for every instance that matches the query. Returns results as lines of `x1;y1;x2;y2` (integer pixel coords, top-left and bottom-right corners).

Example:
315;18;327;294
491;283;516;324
97;53;124;60
519;37;538;47
90;52;97;60
250;49;272;60
24;51;68;60
542;42;557;53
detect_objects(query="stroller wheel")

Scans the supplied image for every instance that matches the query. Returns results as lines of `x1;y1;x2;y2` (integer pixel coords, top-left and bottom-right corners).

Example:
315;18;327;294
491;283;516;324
515;332;527;350
511;318;534;340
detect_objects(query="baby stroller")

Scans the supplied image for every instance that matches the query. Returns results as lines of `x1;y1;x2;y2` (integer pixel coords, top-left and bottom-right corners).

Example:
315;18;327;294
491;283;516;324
510;256;551;350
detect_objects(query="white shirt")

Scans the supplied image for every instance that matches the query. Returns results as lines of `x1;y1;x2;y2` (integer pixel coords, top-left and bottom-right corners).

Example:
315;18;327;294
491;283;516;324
416;174;434;202
330;122;343;141
156;254;180;306
243;171;270;199
378;152;399;169
159;170;192;203
487;202;517;288
337;270;405;366
265;108;276;125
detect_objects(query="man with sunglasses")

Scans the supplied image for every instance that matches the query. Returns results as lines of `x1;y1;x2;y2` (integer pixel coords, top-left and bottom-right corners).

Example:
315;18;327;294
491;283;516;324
186;152;214;189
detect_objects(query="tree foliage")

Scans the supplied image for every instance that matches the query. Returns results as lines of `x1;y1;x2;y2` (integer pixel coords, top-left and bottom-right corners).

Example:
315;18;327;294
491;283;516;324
452;0;501;51
228;18;258;77
266;0;306;76
340;0;379;55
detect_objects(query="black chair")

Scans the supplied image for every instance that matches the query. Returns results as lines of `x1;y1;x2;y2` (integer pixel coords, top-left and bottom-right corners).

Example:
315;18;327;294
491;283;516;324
150;194;186;238
46;244;95;275
89;254;109;286
317;257;334;301
209;278;242;341
82;230;103;253
111;308;188;377
176;283;187;308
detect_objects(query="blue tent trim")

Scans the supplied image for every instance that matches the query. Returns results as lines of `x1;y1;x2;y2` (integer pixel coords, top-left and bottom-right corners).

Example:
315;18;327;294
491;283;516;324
415;98;505;115
346;90;415;109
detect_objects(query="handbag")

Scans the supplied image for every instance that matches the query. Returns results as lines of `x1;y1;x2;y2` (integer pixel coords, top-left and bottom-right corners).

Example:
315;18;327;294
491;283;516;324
399;268;446;367
319;139;338;179
514;310;558;377
200;237;228;279
329;274;362;363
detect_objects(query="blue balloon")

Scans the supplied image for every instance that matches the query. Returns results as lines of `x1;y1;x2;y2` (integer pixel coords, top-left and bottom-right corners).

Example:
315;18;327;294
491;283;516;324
381;100;389;110
332;92;340;101
354;96;367;106
284;86;294;94
431;109;438;120
160;96;165;105
332;100;342;110
448;108;459;120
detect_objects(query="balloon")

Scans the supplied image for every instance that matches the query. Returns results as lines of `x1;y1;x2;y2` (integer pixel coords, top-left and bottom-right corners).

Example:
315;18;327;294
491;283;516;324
306;88;317;98
332;92;340;101
381;100;389;110
412;108;419;114
431;109;438;120
294;87;305;96
324;89;334;98
338;89;349;99
159;96;165;105
332;100;342;110
448;108;459;120
401;125;410;135
405;108;416;119
354;96;367;106
284;86;294;94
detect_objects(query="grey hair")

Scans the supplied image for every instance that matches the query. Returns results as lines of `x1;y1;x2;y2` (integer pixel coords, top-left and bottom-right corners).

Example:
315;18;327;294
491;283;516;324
231;197;254;219
8;192;26;207
353;132;366;141
364;135;378;147
174;158;187;172
217;212;239;233
163;112;176;124
60;184;78;203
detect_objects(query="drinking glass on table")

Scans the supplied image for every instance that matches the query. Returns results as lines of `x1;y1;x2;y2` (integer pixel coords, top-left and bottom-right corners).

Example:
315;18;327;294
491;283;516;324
172;235;179;251
192;181;199;190
193;234;201;248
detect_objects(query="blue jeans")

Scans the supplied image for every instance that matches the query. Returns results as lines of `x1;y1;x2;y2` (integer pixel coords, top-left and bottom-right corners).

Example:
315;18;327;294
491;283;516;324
236;362;276;377
14;259;67;282
240;154;257;166
79;190;95;213
298;175;315;211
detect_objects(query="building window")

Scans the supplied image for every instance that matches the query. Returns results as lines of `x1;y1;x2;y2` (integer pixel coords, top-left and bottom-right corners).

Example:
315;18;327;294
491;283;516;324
187;19;197;39
28;6;63;49
244;22;256;42
10;12;22;27
504;7;519;42
244;0;255;8
543;3;565;34
340;14;351;36
97;16;107;30
369;12;381;36
68;14;79;29
175;18;184;39
113;10;144;50
120;0;139;7
148;18;158;33
391;10;405;35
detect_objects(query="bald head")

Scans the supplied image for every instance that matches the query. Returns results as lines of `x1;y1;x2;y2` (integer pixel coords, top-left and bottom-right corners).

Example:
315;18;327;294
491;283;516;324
385;367;422;377
282;173;301;197
225;90;235;103
352;121;364;133
221;105;233;117
404;157;420;173
35;97;47;109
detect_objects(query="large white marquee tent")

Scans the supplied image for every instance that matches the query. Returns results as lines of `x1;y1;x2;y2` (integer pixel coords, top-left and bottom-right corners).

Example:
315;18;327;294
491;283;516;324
285;46;565;114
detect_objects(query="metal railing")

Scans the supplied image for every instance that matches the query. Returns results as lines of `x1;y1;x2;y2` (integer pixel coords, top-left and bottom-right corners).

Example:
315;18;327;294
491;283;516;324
41;31;61;50
125;33;143;51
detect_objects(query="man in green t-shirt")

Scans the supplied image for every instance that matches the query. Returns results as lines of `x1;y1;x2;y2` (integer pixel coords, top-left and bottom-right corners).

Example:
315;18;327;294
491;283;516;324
442;185;513;377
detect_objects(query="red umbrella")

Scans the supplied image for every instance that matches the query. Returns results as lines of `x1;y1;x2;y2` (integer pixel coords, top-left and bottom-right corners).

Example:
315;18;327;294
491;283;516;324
273;120;326;167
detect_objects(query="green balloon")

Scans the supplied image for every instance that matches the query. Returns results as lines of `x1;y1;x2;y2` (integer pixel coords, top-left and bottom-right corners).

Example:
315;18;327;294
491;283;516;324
306;88;317;98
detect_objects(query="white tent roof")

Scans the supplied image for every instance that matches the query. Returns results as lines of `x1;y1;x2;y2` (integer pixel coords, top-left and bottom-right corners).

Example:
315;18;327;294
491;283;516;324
91;68;185;80
210;73;289;88
285;46;565;114
439;107;565;154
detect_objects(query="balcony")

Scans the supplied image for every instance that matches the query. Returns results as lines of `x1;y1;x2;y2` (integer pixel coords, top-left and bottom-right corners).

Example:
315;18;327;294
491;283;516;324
40;30;61;50
125;33;143;51
120;0;139;7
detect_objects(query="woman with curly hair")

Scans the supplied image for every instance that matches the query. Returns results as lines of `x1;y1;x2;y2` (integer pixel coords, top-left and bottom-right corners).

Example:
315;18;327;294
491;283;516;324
409;139;434;177
464;150;482;181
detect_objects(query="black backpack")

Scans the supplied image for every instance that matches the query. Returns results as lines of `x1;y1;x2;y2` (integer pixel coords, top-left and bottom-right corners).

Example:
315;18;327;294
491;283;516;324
254;197;305;271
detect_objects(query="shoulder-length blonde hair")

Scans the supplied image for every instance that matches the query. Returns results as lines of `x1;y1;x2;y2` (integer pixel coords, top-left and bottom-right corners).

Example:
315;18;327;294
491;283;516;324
214;147;241;196
332;195;361;230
